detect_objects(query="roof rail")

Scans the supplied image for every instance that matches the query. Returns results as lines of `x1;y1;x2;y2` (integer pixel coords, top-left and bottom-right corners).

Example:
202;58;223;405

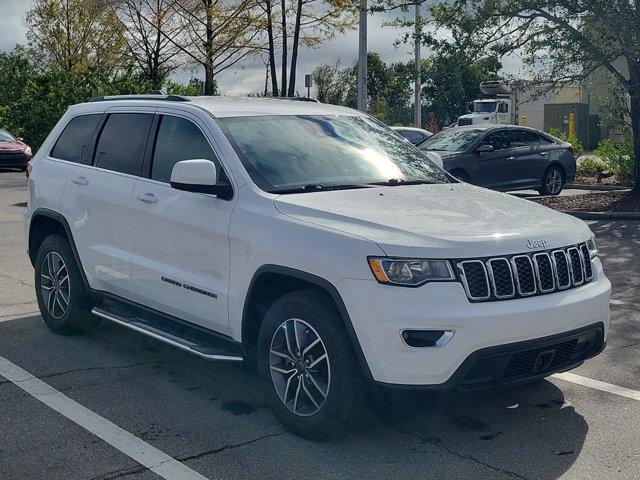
272;96;320;103
88;94;190;103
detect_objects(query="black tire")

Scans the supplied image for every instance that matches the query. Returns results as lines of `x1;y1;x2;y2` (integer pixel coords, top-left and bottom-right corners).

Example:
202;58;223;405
451;169;471;183
34;234;99;335
257;289;368;440
538;165;564;195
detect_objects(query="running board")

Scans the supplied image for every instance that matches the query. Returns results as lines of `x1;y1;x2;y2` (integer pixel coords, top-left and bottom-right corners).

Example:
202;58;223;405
92;305;244;362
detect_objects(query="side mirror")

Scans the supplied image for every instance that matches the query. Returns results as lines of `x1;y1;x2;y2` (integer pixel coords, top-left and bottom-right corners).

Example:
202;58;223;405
170;159;233;200
476;144;494;153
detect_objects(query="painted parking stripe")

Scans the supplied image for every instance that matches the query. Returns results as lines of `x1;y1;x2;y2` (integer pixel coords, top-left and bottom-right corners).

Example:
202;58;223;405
0;355;209;480
553;372;640;402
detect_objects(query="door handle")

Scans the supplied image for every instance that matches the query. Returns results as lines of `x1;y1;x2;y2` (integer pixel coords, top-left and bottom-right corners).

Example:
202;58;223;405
136;192;158;204
70;176;89;186
506;156;515;161
539;151;548;156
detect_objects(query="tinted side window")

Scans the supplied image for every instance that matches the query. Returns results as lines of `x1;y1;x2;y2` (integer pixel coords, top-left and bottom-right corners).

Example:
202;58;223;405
480;131;511;150
94;113;153;175
151;116;219;183
512;130;539;147
51;114;102;163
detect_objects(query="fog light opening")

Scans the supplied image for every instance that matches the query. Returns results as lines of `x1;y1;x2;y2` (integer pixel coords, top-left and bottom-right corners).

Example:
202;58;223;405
401;329;454;348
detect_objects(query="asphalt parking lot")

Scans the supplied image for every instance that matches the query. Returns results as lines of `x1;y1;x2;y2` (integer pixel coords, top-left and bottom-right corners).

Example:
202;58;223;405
1;169;640;480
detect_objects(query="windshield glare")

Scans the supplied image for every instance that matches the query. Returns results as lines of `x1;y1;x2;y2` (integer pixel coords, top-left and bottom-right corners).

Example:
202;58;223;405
0;131;15;142
473;102;497;113
217;115;449;192
419;129;483;152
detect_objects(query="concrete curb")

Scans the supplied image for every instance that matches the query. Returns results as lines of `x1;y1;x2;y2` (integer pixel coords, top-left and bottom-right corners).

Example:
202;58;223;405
565;184;630;192
562;211;640;220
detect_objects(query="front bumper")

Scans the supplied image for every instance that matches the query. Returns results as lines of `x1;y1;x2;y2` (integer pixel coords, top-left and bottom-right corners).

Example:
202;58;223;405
0;152;30;168
337;258;610;386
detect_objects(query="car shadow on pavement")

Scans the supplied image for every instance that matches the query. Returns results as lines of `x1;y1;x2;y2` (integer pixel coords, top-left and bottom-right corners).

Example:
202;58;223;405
0;314;588;480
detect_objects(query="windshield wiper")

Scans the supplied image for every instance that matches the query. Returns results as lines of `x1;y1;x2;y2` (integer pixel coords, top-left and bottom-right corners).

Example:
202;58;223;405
269;183;372;194
367;178;439;187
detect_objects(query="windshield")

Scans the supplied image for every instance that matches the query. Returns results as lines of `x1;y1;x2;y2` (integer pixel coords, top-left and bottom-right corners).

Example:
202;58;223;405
0;131;15;142
419;128;483;152
473;102;497;113
217;115;449;193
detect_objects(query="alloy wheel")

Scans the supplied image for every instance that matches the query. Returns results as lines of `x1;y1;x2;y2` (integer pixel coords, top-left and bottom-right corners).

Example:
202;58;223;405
269;318;330;417
40;251;70;319
546;169;562;194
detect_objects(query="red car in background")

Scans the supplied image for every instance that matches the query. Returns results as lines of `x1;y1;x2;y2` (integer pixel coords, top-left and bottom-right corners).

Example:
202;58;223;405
0;129;32;170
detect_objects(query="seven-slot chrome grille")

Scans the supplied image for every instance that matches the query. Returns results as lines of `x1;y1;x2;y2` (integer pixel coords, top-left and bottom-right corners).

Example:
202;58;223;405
457;243;593;302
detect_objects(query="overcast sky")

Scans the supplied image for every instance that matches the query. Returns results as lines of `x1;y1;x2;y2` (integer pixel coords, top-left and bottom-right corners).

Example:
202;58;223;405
0;0;520;95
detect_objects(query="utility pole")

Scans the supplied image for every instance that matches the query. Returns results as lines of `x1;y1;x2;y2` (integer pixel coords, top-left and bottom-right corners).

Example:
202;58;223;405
357;0;368;112
413;0;421;127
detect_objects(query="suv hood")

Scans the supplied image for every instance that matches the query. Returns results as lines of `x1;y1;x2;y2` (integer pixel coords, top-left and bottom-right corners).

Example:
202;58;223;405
274;183;591;258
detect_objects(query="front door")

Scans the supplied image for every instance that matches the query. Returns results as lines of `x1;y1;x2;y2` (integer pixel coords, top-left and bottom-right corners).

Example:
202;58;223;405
128;113;234;334
472;130;517;189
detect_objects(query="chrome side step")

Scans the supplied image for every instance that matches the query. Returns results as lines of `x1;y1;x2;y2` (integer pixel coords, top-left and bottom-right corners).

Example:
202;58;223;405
92;307;244;362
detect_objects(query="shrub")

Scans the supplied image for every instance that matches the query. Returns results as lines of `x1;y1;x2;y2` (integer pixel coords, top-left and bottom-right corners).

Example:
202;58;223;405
578;156;606;174
548;127;584;157
594;137;635;179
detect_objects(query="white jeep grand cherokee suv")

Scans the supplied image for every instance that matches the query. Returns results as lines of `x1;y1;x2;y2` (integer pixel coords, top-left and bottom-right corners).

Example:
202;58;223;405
25;95;610;439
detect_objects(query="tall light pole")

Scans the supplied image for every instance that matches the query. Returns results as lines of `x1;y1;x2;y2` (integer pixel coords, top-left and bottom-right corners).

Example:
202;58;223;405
413;0;422;127
357;0;368;112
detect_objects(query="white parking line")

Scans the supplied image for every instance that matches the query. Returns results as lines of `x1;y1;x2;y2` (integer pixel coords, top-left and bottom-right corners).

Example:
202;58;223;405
0;355;209;480
553;372;640;402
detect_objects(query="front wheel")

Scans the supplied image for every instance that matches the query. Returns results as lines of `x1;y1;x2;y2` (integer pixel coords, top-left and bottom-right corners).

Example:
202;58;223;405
538;166;564;195
257;290;368;440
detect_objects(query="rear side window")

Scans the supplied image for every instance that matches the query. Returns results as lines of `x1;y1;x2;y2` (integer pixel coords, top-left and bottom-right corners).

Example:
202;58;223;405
94;113;153;176
511;130;540;147
51;114;102;163
151;115;219;183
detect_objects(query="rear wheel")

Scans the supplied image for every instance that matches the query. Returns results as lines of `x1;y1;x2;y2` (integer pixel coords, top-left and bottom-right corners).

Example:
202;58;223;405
538;166;564;195
34;234;99;334
257;290;368;440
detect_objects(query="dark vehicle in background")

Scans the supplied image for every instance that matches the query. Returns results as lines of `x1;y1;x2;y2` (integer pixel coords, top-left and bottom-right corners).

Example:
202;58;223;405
0;130;32;170
391;126;432;144
418;125;575;195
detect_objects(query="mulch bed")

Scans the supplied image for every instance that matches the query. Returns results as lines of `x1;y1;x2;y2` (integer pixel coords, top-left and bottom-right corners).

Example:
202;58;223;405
534;190;640;212
572;173;633;187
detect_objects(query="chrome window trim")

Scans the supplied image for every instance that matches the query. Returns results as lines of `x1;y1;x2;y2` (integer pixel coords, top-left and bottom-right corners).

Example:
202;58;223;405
457;260;491;301
532;252;556;293
486;258;515;299
510;255;537;296
567;247;585;286
551;250;571;289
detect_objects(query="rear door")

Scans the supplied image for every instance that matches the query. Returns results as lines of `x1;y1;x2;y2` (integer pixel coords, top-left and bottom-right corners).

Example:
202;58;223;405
509;129;545;189
127;111;234;333
472;129;516;189
61;110;154;297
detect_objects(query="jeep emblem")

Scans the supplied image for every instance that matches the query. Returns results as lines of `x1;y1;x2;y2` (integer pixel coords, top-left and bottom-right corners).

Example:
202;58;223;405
526;238;549;249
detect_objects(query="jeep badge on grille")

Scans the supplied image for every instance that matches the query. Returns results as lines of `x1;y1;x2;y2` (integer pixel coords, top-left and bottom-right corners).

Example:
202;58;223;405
526;238;549;249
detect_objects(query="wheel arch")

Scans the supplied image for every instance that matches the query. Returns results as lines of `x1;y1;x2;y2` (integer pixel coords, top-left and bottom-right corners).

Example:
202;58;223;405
28;208;90;290
241;265;373;379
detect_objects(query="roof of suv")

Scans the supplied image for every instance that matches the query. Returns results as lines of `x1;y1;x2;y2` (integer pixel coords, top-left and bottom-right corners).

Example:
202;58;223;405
82;95;362;118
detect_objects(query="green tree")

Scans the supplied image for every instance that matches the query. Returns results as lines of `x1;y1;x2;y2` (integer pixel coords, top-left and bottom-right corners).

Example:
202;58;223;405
25;0;124;73
422;53;501;127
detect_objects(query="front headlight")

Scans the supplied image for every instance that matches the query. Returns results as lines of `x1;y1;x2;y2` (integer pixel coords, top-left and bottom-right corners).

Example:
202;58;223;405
587;234;598;259
24;146;32;156
368;257;455;286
